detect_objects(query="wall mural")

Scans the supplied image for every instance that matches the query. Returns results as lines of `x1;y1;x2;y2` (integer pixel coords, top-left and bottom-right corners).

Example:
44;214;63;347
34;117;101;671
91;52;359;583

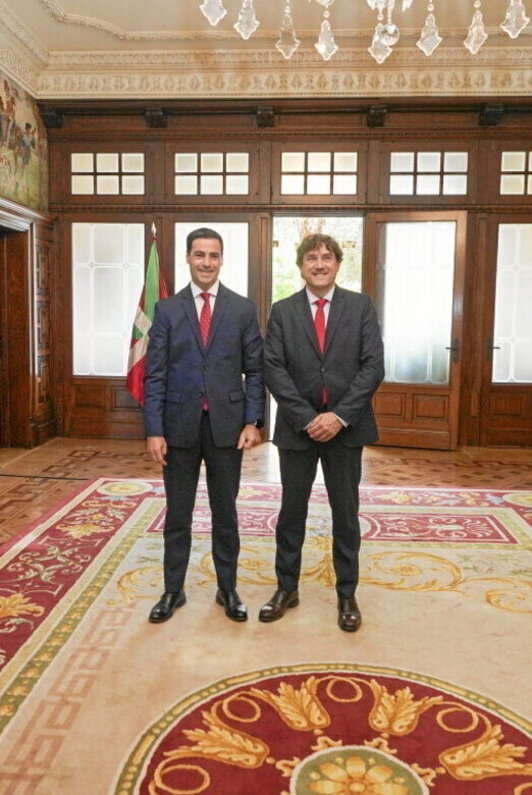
0;71;48;211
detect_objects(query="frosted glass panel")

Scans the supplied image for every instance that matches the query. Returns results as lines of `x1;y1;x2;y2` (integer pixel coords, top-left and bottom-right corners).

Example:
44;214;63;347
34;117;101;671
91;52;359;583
72;223;144;376
96;153;119;172
390;175;414;194
417;175;440;194
492;224;532;383
71;153;93;172
282;152;305;171
443;175;467;195
444;152;468;171
418;152;441;172
175;222;249;296
122;175;144;194
71;175;94;194
175;153;197;172
200;175;223;194
308;152;331;171
175;175;198;194
281;174;305;194
226;175;249;194
378;221;456;384
201;153;223;172
390;152;414;172
96;175;119;194
307;174;331;194
226;153;249;172
501;151;526;171
122;153;144;172
500;174;525;195
334;152;357;171
333;174;357;194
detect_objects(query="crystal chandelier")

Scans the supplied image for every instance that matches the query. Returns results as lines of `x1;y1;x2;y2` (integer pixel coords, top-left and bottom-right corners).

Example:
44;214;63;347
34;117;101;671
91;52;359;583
199;0;530;63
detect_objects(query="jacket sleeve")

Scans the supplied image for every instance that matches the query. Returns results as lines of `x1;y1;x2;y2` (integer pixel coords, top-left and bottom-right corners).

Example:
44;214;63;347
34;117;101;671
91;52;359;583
143;301;169;438
242;303;266;426
332;296;385;428
264;303;317;431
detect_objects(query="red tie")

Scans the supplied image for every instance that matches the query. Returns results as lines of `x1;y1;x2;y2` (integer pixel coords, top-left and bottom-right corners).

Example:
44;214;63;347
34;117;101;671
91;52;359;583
314;298;327;352
199;292;212;346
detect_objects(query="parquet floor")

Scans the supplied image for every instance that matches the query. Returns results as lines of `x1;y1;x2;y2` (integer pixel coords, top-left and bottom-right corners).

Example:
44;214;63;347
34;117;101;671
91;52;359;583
1;437;531;546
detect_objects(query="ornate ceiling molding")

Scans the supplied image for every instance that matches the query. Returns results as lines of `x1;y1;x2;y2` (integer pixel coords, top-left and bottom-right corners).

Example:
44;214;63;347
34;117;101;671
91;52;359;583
37;46;531;99
0;1;48;63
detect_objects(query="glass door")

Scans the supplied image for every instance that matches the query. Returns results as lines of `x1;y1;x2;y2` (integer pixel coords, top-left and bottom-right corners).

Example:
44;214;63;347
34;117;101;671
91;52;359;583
366;211;467;449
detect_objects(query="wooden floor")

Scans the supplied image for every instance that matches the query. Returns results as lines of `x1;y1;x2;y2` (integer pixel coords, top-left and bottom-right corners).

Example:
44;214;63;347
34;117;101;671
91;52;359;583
1;437;531;546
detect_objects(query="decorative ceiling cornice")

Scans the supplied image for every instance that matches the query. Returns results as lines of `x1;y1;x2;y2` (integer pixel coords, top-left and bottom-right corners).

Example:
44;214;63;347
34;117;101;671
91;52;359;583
0;1;48;63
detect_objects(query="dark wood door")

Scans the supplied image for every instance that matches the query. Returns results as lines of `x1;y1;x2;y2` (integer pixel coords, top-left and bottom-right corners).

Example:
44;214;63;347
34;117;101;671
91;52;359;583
479;216;532;446
365;211;467;450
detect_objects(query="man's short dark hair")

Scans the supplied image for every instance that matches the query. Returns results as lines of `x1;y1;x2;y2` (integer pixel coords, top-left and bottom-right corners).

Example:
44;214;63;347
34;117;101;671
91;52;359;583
186;227;224;255
296;234;343;267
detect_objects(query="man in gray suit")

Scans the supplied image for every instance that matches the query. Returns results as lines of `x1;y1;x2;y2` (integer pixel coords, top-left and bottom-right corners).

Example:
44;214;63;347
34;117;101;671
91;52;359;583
144;228;265;624
259;233;384;631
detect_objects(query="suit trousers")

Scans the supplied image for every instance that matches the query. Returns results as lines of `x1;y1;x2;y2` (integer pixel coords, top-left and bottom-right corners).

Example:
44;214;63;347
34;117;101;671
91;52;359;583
162;412;243;592
275;439;363;598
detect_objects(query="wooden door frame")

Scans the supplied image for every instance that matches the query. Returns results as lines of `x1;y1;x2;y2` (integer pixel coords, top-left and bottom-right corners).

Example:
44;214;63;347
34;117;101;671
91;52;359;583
479;213;532;446
364;210;467;450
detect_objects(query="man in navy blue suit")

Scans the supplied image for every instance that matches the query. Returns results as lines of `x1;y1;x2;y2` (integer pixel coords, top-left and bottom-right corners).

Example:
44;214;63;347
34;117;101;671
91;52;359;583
144;228;265;623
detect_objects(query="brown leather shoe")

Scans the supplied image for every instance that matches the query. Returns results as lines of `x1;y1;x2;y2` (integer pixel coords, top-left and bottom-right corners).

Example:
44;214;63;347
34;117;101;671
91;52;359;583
338;595;362;632
215;589;248;622
149;591;186;623
258;588;299;622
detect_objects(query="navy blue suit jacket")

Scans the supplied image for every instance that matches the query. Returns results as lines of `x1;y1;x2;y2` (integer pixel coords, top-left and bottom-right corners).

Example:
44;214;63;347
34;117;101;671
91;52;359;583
144;283;264;448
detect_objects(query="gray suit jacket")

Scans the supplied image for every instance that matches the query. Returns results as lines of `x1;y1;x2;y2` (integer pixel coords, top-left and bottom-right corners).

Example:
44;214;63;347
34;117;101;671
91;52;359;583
265;286;384;450
144;283;264;448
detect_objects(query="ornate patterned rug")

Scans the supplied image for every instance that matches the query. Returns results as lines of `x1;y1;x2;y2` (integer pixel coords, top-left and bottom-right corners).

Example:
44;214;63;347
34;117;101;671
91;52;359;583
0;479;531;794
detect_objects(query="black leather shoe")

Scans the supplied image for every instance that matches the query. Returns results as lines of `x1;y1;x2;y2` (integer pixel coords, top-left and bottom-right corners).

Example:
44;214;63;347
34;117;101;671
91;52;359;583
149;591;186;623
258;588;299;622
338;595;362;632
215;589;248;622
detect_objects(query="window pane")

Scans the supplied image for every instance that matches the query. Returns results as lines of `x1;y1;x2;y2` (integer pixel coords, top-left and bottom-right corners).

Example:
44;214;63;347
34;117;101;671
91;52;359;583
96;175;119;194
307;152;331;171
96;153;119;173
226;175;249;194
418;152;441;172
93;267;124;332
334;152;357;171
122;175;144;194
200;175;223;194
492;224;532;383
93;224;125;264
122;153;144;172
226;153;249;172
201;153;223;172
73;224;91;265
390;152;414;172
500;174;525;195
71;153;94;172
71;175;94;194
501;151;526;171
307;174;331;194
282;152;305;171
444;152;468;171
416;175;440;195
378;221;456;385
175;153;197;172
390;174;414;194
93;336;124;376
333;174;357;194
443;175;467;195
175;175;198;194
281;174;305;194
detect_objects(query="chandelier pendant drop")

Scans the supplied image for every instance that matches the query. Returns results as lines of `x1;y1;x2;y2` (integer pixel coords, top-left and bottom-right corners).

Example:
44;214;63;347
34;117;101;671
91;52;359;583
417;1;442;56
276;0;301;60
368;0;400;63
464;0;488;54
500;0;530;38
199;0;227;26
234;0;260;40
314;1;338;61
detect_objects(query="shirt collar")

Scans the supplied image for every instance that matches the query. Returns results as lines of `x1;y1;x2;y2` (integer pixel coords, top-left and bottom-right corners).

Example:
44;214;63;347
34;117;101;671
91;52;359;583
191;280;220;299
305;285;335;305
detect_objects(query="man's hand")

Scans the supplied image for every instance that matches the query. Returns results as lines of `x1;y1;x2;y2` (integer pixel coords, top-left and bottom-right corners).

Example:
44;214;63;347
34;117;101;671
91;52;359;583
147;436;168;465
237;424;261;450
306;412;342;443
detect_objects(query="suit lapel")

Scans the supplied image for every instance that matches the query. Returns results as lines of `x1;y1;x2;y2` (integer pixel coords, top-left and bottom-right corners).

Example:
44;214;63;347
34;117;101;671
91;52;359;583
206;283;228;350
324;287;346;355
180;286;203;350
295;289;319;353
